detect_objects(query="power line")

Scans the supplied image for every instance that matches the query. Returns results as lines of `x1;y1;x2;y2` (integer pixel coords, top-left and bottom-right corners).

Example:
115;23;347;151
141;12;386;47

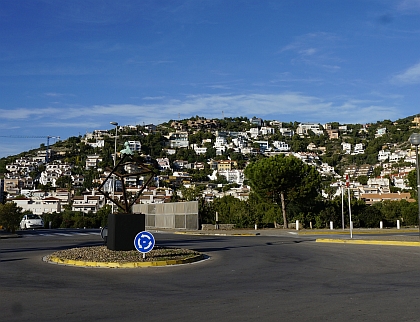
0;135;60;162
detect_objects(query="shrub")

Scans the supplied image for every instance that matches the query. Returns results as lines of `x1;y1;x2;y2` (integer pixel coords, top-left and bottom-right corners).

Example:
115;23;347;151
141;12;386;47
0;202;23;233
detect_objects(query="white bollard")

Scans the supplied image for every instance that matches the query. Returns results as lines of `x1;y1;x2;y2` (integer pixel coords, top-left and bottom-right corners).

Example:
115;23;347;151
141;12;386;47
330;221;333;230
296;220;299;231
397;220;400;230
255;224;258;230
380;221;383;229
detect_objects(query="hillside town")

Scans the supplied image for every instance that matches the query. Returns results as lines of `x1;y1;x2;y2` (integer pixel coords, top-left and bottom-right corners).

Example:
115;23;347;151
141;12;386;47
1;115;420;216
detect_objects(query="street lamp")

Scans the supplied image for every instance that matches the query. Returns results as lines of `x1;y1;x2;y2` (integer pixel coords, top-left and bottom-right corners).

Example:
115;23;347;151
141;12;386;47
409;133;420;239
110;122;118;213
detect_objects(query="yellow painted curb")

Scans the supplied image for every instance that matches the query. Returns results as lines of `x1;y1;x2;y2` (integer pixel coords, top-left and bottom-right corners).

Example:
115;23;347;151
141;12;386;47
316;238;420;247
47;254;205;268
300;229;419;235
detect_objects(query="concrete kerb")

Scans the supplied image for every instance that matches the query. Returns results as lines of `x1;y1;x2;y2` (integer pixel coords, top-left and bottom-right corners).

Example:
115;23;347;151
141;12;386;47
0;233;20;239
316;239;420;247
44;253;206;268
298;228;420;235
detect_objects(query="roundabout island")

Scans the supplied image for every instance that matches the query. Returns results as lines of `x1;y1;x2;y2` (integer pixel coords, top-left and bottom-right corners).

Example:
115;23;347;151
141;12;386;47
44;245;206;268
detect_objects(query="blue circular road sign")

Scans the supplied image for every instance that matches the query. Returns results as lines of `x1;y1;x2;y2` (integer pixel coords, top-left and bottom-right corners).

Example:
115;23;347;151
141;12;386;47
134;231;155;253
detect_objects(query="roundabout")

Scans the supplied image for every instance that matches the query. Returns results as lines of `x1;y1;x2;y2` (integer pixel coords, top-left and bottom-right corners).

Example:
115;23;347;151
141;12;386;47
43;245;206;268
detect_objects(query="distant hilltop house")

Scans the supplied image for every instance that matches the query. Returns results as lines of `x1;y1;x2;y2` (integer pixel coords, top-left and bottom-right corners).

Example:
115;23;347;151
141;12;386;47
250;117;263;127
279;127;294;137
85;155;102;169
326;129;339;139
170;119;218;130
191;144;207;155
375;127;387;138
127;141;142;152
248;126;275;138
218;169;245;185
39;163;73;187
269;120;282;129
388;150;409;163
187;119;218;129
412;117;420;129
323;123;339;139
342;142;352;154
86;140;105;149
273;141;290;151
296;123;324;136
166;131;189;149
156;157;171;170
352;143;365;155
378;149;391;162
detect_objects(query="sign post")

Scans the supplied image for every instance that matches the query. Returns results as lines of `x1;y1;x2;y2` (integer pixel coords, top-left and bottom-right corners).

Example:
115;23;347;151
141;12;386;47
346;175;353;239
134;231;155;259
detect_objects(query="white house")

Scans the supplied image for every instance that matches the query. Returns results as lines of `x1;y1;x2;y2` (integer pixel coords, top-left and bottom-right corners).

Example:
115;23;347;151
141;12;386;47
279;128;294;137
260;127;275;136
71;193;103;214
218;170;245;185
367;177;390;189
168;132;189;148
273;141;290;151
378;150;390;162
128;141;142;152
191;144;207;155
342;142;352;154
86;155;102;169
214;136;227;155
10;196;62;215
254;141;269;152
156;157;171;170
352;143;364;155
249;128;260;138
375;128;387;138
87;140;105;148
232;136;247;149
389;150;408;163
297;123;323;136
338;125;348;132
214;136;227;147
319;163;337;177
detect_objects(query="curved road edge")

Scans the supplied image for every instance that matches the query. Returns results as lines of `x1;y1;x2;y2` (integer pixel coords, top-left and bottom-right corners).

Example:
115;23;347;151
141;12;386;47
44;253;207;268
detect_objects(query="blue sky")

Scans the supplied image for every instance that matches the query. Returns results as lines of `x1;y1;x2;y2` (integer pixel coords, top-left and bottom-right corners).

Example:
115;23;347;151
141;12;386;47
1;0;420;158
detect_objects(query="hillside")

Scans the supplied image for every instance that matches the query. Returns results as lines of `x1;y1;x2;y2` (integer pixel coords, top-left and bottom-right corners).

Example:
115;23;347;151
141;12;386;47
1;114;419;179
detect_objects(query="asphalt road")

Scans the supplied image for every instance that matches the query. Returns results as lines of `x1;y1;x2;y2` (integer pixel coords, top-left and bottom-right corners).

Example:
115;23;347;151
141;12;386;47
2;229;420;322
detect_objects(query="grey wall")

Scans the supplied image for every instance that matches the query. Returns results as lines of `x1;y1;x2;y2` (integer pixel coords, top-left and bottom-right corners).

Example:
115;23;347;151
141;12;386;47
132;201;199;230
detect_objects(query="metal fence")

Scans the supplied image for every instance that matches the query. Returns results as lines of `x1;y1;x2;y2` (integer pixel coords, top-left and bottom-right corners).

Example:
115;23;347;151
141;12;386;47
132;201;199;230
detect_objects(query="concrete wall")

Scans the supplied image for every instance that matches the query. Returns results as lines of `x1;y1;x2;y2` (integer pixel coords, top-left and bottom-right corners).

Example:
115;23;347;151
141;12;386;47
132;201;199;230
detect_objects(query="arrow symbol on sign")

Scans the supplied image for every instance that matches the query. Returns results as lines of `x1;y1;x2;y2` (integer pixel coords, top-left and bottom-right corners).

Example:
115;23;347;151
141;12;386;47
144;241;152;250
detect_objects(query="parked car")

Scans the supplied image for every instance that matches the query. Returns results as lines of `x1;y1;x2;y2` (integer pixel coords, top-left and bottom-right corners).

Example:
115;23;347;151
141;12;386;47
20;214;44;230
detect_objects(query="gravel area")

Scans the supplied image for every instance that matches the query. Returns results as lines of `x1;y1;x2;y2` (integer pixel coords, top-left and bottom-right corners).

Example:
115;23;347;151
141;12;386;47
46;246;201;263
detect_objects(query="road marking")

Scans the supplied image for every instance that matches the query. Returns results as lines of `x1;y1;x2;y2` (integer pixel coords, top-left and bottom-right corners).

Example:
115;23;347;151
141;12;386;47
22;231;101;238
